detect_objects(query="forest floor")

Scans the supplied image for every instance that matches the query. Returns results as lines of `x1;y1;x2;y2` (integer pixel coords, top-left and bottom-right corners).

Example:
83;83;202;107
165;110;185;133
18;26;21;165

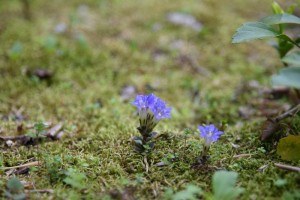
0;0;299;199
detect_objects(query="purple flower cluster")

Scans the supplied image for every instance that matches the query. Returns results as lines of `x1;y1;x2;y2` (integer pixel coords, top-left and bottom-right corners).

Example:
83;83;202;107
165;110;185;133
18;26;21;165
198;124;224;147
131;94;171;133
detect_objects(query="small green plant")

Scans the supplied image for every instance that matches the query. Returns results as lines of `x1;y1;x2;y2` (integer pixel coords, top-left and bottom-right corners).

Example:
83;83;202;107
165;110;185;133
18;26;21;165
63;168;87;190
232;2;300;89
163;171;243;200
197;124;224;164
26;121;46;162
4;177;26;200
44;155;66;184
131;94;172;154
232;1;300;161
210;171;244;200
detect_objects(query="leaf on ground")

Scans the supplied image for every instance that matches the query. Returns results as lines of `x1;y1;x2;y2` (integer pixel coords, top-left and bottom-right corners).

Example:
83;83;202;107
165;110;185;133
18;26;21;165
277;135;300;161
261;119;280;141
212;171;244;200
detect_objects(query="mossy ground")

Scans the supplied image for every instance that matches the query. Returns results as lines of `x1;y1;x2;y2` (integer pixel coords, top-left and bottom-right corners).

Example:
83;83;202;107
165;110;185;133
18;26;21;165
0;0;299;199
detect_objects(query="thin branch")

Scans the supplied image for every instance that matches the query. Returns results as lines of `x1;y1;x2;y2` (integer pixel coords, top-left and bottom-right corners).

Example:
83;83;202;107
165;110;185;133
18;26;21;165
233;153;254;158
274;163;300;172
273;104;300;122
2;161;41;170
28;189;54;194
143;156;149;173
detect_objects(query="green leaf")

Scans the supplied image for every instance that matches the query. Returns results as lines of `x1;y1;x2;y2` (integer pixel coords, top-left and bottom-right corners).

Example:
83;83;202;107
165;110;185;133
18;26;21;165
274;179;287;187
232;22;280;43
277;135;300;161
173;185;203;200
272;2;284;14
212;171;244;200
63;168;87;190
277;38;294;58
272;67;300;89
260;14;300;25
282;51;300;66
7;177;24;193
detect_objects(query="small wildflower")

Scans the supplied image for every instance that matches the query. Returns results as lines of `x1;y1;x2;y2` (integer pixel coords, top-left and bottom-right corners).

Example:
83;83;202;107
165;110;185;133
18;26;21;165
131;94;172;153
198;124;224;147
131;94;171;134
197;124;224;164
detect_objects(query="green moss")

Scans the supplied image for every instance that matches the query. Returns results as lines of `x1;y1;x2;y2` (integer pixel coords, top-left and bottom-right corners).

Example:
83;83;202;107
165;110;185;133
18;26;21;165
0;0;299;199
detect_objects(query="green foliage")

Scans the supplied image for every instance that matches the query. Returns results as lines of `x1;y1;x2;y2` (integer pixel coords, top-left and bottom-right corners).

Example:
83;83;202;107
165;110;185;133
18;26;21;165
211;171;244;200
173;185;203;200
277;135;300;161
232;2;300;88
63;168;87;190
282;190;300;200
163;185;202;200
4;177;26;200
260;13;300;25
44;155;66;183
6;178;23;193
272;67;300;89
8;42;22;60
282;51;300;66
232;22;282;43
274;179;287;187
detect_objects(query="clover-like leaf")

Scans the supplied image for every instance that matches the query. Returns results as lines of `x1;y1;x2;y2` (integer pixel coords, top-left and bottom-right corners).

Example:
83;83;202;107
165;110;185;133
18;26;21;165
277;135;300;161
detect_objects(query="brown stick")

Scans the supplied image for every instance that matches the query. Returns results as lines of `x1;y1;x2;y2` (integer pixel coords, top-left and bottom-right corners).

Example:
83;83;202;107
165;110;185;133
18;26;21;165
0;135;28;141
233;153;254;158
273;104;300;122
2;161;41;170
28;189;54;194
274;163;300;172
143;157;149;173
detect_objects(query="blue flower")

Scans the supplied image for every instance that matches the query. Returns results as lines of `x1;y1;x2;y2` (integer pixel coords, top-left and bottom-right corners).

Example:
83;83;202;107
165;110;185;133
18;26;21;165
131;94;171;133
198;124;224;146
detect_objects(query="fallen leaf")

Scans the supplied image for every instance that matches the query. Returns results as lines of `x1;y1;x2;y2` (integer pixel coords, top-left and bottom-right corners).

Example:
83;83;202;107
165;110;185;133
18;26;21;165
261;119;280;141
277;135;300;161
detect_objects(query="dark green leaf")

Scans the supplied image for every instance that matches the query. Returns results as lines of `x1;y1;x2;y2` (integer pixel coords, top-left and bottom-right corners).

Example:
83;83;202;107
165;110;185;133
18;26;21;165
260;14;300;25
232;22;280;43
272;67;300;89
282;51;300;66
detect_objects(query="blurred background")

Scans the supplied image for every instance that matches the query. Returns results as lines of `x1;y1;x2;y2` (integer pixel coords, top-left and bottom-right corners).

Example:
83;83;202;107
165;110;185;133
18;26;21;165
0;0;298;129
